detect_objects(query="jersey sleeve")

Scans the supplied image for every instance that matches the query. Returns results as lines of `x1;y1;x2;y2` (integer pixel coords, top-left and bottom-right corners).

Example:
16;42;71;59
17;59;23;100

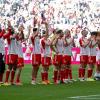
31;36;35;45
79;38;83;47
41;39;45;49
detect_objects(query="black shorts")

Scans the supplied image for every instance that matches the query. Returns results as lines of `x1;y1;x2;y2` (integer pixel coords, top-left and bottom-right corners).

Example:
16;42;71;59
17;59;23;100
0;53;5;73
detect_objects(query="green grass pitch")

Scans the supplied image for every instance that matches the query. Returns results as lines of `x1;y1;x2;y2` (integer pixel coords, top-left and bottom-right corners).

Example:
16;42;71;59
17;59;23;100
0;64;100;100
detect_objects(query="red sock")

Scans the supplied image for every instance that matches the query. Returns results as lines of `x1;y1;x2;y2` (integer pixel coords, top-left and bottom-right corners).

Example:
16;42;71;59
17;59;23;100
82;68;85;78
68;69;72;79
60;70;64;82
41;72;45;81
78;68;82;78
97;64;100;72
45;72;48;81
58;71;60;80
65;69;69;79
16;74;20;83
0;73;3;82
5;70;10;83
88;69;93;78
10;70;15;83
53;70;58;82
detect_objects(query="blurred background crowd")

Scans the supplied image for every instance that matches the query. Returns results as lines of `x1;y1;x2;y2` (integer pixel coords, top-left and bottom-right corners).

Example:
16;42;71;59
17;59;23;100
0;0;100;46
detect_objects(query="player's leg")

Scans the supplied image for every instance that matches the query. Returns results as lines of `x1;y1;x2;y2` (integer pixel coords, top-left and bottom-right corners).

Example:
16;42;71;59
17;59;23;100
87;56;96;81
0;54;5;84
10;54;18;85
79;55;88;81
32;65;39;84
94;60;100;80
58;55;64;84
41;57;51;84
96;60;100;73
16;57;24;85
31;54;41;85
4;55;11;84
59;64;65;83
67;56;73;81
53;55;62;84
42;66;49;84
53;55;58;84
63;55;69;83
16;68;22;84
5;64;13;85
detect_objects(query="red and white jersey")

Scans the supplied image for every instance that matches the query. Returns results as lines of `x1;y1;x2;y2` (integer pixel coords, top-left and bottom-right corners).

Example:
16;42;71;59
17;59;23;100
0;37;5;54
8;39;18;55
88;39;97;56
3;29;18;55
31;35;41;54
79;37;89;55
16;40;23;58
96;45;100;61
0;30;5;54
56;38;64;55
63;38;73;56
41;38;51;57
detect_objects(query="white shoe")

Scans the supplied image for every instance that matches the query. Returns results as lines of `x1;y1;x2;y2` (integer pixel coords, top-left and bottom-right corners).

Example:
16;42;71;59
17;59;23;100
56;80;60;84
63;79;69;84
31;80;36;85
0;81;3;84
86;78;95;81
68;79;73;83
72;79;77;82
79;78;86;82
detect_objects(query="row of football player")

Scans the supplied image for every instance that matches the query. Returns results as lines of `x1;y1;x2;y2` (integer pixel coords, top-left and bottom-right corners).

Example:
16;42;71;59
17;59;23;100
0;20;100;86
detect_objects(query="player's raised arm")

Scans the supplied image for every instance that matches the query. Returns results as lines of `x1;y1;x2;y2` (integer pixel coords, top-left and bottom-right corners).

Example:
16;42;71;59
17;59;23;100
53;31;61;46
44;21;49;36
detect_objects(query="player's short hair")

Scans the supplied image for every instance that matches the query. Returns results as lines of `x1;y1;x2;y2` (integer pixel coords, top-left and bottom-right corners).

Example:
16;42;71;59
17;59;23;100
81;30;88;35
64;29;70;34
90;31;98;36
42;30;46;35
33;28;37;32
56;29;63;34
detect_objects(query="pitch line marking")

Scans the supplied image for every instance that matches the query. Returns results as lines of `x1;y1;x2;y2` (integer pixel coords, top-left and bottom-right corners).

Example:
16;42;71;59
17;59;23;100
68;94;100;99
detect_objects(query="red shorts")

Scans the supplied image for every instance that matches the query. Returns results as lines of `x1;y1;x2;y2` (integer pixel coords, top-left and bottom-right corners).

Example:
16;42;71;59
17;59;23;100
6;54;18;65
53;55;63;66
88;56;96;64
5;55;9;65
17;57;24;68
41;57;51;67
97;60;100;66
80;55;88;64
32;54;41;66
63;55;71;65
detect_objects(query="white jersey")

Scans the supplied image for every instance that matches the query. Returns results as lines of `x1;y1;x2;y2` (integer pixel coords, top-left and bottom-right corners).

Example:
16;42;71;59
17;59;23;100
56;38;64;55
41;38;51;57
16;41;23;58
8;39;18;55
63;38;73;56
97;49;100;61
0;37;5;54
88;39;97;56
31;36;41;54
79;37;89;55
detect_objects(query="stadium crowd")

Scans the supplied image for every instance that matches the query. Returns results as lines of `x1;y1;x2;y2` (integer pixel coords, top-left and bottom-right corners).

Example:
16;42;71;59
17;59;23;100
0;0;100;86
